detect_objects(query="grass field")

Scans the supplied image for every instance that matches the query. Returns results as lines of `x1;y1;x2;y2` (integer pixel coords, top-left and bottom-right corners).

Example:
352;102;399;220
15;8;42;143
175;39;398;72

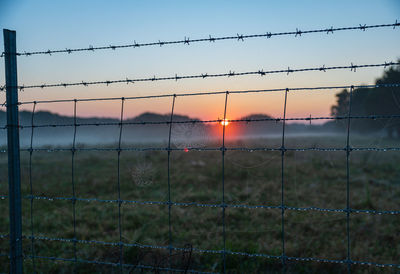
0;136;399;273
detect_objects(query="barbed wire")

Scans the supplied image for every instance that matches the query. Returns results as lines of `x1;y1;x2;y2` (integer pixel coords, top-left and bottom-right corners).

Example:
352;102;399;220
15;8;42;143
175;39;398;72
1;61;398;91
0;21;398;58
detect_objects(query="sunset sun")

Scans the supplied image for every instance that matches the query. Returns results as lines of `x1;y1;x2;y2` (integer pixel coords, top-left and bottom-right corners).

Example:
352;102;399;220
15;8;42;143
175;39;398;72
220;119;229;126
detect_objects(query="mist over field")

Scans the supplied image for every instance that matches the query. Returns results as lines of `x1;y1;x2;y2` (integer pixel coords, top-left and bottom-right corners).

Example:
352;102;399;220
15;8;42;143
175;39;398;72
0;109;382;148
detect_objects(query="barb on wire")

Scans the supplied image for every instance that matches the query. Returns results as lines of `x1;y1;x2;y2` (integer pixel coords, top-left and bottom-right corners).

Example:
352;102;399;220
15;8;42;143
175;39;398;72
2;21;398;57
7;62;399;90
351;62;357;72
184;37;190;45
258;69;265;76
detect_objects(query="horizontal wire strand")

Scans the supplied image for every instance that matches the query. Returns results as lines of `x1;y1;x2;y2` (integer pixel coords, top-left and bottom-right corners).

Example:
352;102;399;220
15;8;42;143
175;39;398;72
0;21;398;57
2;62;398;91
0;147;398;153
15;194;400;215
7;113;400;130
1;193;397;216
19;236;400;269
10;83;400;106
24;254;213;274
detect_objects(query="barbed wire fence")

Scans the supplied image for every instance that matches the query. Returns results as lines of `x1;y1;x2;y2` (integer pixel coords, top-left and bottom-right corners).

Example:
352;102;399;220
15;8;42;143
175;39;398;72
0;21;400;273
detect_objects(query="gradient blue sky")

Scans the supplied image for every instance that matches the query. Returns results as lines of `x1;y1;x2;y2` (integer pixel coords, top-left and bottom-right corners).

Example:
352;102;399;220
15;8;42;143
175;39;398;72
0;0;399;120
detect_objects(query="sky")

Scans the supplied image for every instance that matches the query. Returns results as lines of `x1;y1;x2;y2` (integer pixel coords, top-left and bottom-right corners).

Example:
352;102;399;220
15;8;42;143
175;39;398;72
0;0;399;121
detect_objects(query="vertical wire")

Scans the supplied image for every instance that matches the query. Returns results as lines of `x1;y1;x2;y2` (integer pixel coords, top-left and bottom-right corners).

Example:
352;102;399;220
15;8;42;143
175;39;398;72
346;86;354;273
281;88;288;273
28;102;36;272
167;95;176;268
221;91;229;274
71;99;78;271
117;97;125;273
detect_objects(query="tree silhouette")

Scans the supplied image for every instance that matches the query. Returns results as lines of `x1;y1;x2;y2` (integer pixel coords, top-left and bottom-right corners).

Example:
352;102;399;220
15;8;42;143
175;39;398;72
330;62;400;138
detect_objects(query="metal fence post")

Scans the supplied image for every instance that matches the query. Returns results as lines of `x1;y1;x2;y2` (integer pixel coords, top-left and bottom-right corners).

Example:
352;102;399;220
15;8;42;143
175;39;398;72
3;29;23;274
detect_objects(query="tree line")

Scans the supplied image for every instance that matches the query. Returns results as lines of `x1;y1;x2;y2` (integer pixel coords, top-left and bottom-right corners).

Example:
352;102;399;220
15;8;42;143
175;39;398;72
331;62;400;138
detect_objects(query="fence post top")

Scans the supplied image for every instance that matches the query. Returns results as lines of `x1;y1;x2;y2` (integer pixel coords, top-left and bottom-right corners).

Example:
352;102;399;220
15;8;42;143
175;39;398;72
3;29;16;33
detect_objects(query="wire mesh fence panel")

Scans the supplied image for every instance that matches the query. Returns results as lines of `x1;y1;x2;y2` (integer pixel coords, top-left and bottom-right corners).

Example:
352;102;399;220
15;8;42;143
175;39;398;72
1;22;400;273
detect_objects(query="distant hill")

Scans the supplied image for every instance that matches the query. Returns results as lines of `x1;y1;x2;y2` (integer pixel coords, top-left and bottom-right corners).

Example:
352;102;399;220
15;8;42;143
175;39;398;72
234;114;282;135
0;110;197;126
0;110;340;147
128;112;195;123
0;110;204;147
